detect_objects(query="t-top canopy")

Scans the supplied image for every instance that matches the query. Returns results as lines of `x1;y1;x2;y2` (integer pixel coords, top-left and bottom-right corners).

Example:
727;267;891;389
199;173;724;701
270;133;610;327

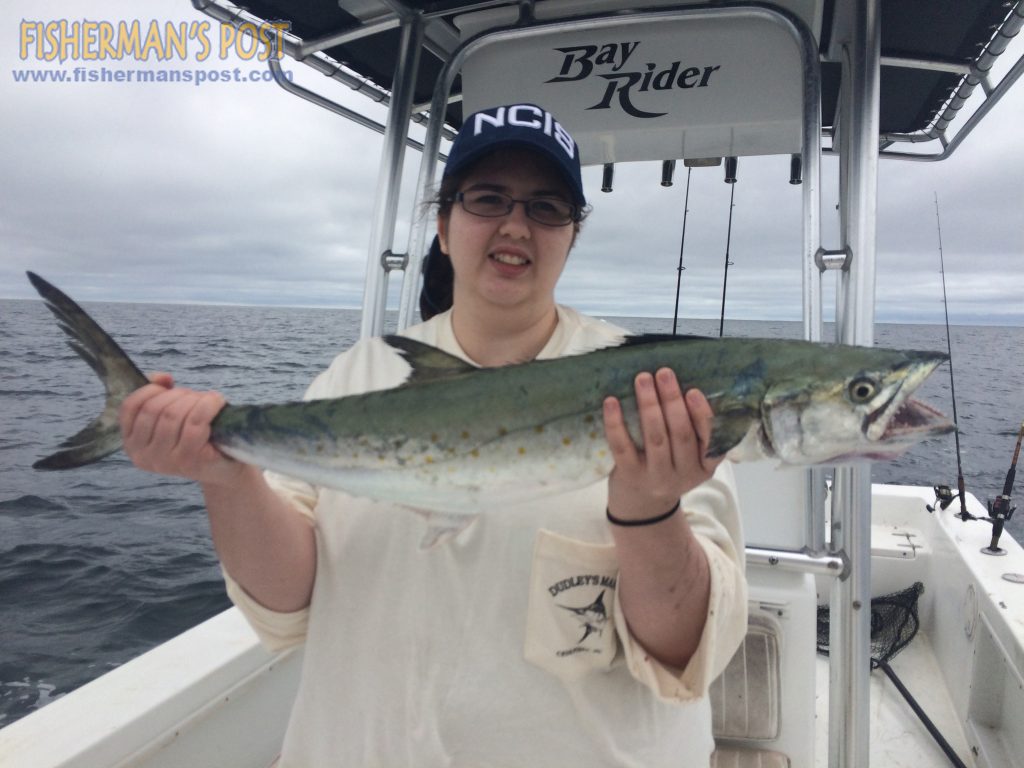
193;0;1022;161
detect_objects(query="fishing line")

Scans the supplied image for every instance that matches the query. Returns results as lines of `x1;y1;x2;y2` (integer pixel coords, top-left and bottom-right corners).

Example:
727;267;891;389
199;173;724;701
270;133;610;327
933;192;970;520
671;167;693;336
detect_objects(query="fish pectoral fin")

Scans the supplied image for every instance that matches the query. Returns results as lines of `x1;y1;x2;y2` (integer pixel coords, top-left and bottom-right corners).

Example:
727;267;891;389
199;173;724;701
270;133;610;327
383;336;477;384
706;408;759;459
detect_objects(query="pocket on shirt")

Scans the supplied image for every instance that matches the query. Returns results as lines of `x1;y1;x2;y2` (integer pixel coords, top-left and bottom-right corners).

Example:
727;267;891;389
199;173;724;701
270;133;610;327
524;528;620;681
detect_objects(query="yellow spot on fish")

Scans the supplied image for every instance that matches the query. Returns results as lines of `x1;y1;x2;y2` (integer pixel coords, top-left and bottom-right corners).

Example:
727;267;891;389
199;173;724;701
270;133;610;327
498;427;508;437
598;450;608;459
461;430;470;439
589;430;598;440
584;414;594;424
562;437;572;446
316;444;325;454
470;449;479;458
425;455;434;464
430;433;439;442
535;425;545;434
518;446;526;455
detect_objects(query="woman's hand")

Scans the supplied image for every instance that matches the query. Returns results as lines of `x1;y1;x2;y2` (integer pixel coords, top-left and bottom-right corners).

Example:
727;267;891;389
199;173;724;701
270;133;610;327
602;368;720;667
119;372;242;489
603;368;722;522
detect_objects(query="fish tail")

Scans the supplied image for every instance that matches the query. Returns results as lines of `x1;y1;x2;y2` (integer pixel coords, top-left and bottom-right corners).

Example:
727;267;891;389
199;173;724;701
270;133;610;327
27;272;148;470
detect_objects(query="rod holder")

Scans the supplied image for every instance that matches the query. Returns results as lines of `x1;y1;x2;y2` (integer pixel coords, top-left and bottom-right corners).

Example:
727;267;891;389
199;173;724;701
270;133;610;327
601;163;614;193
789;153;803;184
724;156;738;184
661;159;675;187
982;494;1016;555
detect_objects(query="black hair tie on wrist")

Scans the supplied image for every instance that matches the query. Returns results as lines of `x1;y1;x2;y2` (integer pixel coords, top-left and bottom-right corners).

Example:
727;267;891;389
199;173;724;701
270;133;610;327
606;500;681;527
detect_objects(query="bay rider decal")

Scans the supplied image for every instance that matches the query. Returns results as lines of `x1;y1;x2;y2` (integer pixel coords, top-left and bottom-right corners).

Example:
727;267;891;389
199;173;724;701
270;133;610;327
544;41;721;119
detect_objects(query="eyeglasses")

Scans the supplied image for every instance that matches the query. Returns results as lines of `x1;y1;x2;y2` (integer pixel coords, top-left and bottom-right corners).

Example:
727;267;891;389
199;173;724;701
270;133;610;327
452;190;582;227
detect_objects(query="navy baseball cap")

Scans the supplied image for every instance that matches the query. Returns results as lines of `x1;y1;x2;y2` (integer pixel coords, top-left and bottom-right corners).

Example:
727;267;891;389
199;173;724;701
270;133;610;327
443;103;586;207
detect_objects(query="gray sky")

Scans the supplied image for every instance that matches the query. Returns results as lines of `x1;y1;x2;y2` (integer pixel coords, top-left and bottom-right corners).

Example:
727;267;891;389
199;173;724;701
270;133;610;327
3;0;1022;325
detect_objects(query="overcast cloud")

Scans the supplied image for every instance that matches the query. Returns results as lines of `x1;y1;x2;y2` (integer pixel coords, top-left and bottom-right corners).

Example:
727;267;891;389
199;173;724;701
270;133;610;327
3;0;1022;326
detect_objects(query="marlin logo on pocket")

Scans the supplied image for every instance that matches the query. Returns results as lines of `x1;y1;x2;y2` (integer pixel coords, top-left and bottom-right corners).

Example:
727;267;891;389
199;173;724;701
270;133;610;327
557;590;609;652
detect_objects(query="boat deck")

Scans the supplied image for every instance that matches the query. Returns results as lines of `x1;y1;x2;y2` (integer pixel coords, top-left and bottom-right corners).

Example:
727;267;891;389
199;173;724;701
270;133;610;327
815;631;973;767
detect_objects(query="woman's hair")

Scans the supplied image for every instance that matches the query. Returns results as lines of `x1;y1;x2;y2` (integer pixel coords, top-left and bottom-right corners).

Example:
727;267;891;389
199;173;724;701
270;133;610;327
433;172;462;219
419;235;454;321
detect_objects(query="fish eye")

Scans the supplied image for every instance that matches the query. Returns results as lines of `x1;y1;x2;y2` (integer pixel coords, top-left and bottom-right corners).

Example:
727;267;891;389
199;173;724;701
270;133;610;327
847;377;879;404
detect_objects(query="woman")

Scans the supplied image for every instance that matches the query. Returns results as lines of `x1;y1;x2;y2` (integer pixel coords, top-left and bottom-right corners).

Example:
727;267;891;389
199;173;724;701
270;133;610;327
119;103;747;767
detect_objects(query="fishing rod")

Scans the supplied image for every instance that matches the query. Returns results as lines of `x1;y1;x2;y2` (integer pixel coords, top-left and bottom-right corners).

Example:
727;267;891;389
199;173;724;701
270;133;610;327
983;421;1024;555
930;193;971;520
671;166;692;336
719;157;738;338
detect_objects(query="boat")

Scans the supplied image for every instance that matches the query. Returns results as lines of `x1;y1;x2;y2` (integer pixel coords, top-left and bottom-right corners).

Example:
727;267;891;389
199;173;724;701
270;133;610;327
2;1;1023;766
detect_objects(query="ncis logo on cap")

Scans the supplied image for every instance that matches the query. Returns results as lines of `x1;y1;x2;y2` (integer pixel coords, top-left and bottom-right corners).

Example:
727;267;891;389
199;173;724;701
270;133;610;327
443;103;586;207
470;104;576;158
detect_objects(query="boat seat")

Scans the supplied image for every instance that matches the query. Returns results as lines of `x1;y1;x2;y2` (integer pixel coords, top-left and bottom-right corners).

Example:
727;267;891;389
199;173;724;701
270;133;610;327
711;614;781;740
710;746;791;768
710;611;792;767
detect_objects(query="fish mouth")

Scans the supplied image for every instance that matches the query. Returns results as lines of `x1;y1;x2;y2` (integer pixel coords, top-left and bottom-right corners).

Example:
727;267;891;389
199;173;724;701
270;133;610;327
832;400;954;464
880;397;955;443
863;355;954;453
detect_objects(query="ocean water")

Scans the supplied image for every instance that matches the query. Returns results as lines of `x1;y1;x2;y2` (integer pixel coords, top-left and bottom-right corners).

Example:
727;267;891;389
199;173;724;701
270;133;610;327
1;298;1022;727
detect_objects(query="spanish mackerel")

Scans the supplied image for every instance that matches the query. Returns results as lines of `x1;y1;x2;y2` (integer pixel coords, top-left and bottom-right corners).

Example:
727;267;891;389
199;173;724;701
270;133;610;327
28;272;953;514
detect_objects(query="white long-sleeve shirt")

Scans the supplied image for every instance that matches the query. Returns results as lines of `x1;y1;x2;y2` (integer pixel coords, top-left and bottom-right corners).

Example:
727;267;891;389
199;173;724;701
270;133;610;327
224;305;747;767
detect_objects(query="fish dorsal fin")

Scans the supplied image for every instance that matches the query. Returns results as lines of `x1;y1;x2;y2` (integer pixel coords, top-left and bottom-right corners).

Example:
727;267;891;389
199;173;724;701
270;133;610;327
383;335;477;384
618;333;711;346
